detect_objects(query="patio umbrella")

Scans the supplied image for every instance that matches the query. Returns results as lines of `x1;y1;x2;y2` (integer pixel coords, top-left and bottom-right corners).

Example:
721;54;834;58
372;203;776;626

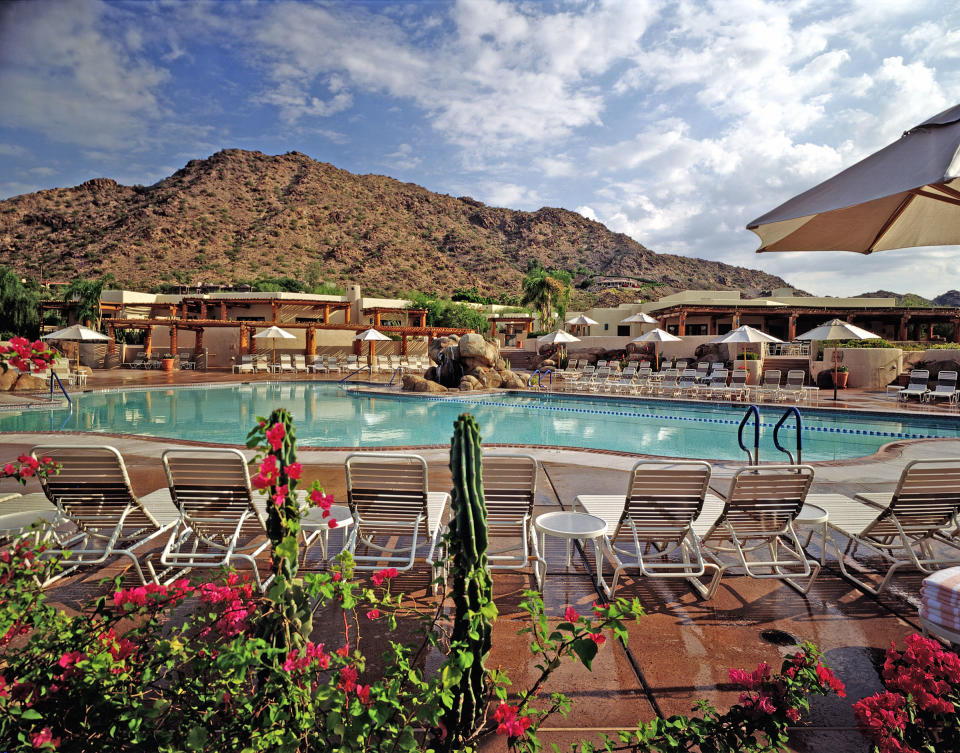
709;325;783;367
42;324;110;371
747;103;960;254
565;314;598;337
630;327;681;371
795;319;881;401
354;328;392;371
620;312;658;324
253;325;295;366
537;329;581;345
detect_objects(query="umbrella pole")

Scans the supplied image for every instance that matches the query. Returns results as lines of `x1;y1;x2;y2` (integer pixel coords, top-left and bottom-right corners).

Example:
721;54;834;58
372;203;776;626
833;345;838;402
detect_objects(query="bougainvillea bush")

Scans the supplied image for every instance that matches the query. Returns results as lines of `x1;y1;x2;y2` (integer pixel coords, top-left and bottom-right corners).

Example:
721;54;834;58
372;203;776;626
0;410;848;752
0;337;56;374
854;633;960;753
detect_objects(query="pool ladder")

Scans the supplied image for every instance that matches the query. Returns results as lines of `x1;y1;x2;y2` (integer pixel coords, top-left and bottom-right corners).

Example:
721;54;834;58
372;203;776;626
737;404;803;466
527;369;553;390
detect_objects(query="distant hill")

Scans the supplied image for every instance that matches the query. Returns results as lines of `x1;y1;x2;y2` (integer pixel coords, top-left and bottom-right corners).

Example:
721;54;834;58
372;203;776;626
0;149;792;300
934;290;960;307
856;290;935;307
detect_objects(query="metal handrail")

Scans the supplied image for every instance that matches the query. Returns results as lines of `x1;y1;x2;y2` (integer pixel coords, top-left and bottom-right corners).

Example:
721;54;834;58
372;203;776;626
737;404;760;466
773;407;803;465
527;369;553;390
49;372;72;405
388;366;404;386
338;367;370;391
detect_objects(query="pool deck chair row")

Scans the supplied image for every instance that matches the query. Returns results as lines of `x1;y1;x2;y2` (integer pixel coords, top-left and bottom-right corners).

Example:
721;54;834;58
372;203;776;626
575;462;820;599
809;458;960;595
344;453;449;575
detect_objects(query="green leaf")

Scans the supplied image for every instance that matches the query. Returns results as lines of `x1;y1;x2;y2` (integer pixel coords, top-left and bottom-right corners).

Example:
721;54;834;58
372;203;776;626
571;637;599;670
21;709;43;720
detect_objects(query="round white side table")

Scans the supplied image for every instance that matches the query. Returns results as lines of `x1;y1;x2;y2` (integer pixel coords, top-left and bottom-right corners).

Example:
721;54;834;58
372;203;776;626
302;504;354;561
534;510;608;585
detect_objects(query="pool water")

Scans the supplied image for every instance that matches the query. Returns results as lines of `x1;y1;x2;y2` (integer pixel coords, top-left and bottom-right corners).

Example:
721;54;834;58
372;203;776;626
3;382;958;461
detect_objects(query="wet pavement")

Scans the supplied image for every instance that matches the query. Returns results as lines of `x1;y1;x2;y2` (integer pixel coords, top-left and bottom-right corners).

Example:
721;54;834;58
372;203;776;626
2;368;957;751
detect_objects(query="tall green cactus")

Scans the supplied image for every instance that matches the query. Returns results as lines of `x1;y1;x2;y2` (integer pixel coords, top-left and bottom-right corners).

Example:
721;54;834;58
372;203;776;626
440;413;496;748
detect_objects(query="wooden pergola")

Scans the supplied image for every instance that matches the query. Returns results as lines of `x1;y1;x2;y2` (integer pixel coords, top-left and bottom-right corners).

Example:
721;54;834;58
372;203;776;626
652;303;960;342
361;307;428;328
487;315;535;339
102;318;471;360
152;297;354;324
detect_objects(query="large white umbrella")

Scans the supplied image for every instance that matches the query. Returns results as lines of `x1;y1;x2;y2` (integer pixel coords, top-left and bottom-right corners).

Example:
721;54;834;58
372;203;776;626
748;103;960;254
620;312;658;324
630;327;681;370
709;325;783;367
537;329;581;345
354;328;392;370
253;325;296;365
565;314;597;337
43;324;110;371
795;319;881;401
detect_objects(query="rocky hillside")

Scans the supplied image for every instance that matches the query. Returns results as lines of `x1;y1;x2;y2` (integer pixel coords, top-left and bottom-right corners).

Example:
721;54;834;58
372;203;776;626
857;290;960;307
0;149;791;298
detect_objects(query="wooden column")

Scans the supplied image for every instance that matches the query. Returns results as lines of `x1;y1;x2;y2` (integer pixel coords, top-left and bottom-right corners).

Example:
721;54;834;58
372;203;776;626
677;312;686;336
374;311;381;327
143;326;153;358
106;324;116;355
180;301;187;320
199;301;208;320
489;320;496;337
401;335;408;356
953;317;960;344
928;322;935;341
305;327;315;356
271;301;279;322
344;306;351;325
787;314;797;342
168;305;176;319
219;301;227;321
323;305;330;324
352;339;361;356
898;315;910;341
709;317;717;336
239;326;249;356
524;321;532;334
732;311;741;328
169;325;178;358
194;328;204;357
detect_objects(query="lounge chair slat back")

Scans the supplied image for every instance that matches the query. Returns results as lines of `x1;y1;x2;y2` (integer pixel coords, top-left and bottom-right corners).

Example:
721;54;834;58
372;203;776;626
163;450;267;546
35;446;160;537
618;462;711;539
347;455;428;527
481;455;536;524
717;466;813;536
865;462;960;536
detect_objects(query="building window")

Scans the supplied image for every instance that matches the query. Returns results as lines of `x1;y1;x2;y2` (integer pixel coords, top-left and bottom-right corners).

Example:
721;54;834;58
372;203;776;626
667;324;679;335
617;325;630;336
604;323;609;331
686;324;708;336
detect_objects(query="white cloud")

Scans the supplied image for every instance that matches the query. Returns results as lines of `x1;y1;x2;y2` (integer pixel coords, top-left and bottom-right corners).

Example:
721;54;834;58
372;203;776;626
384;143;421;170
481;181;540;208
576;205;598;221
0;143;27;157
0;0;169;148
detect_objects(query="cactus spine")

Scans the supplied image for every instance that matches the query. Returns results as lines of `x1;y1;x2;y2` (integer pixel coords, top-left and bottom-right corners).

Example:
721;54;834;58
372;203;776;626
441;413;495;748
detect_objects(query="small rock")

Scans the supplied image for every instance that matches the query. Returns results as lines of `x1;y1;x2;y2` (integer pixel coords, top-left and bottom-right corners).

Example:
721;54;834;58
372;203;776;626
0;369;18;391
459;375;483;391
12;373;48;391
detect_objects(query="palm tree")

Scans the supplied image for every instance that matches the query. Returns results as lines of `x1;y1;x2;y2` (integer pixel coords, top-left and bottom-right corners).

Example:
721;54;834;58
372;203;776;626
521;264;572;329
62;274;115;330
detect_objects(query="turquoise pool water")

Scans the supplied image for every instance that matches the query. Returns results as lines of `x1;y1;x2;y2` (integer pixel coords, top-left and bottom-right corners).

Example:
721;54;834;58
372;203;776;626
2;382;958;461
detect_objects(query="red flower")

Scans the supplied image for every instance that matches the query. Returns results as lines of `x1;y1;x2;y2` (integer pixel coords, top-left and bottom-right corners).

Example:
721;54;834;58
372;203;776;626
30;727;59;748
786;707;801;722
266;422;286;450
493;702;532;737
356;684;371;705
587;632;605;645
366;609;380;620
372;567;398;586
564;606;578;622
286;461;302;479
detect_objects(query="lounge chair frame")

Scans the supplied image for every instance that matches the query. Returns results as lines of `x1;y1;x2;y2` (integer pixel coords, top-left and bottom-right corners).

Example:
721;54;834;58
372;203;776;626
481;454;542;588
344;453;449;574
574;460;721;597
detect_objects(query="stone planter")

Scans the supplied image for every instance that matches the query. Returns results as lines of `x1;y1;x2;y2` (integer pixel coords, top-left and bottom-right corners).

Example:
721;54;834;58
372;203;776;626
832;370;849;389
734;359;762;385
161;357;176;372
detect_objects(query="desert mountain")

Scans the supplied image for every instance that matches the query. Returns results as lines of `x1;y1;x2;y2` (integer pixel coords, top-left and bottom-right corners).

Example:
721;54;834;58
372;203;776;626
1;149;791;300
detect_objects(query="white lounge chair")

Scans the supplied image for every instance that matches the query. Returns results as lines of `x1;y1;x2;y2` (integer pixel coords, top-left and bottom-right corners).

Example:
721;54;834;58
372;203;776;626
756;369;782;402
697;465;820;597
812;459;960;594
31;445;181;585
481;454;542;588
923;371;958;404
779;370;806;403
233;355;254;374
898;369;930;402
293;354;309;373
343;453;449;574
701;368;728;400
575;460;723;597
278;354;296;373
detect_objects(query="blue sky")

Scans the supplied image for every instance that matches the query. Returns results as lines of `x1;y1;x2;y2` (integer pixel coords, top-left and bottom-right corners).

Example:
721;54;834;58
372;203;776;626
2;0;959;297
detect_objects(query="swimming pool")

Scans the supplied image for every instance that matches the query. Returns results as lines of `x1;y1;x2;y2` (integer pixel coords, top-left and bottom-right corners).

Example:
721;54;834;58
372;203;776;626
2;382;958;461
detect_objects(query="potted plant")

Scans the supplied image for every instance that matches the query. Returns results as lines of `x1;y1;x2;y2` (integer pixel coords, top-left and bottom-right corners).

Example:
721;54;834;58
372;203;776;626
161;353;176;372
832;364;849;389
734;351;762;385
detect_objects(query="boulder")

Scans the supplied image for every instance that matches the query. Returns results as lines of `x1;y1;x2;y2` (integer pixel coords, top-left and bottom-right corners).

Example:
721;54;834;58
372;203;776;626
0;369;18;391
11;373;48;392
459;375;483;391
428;335;459;364
424;366;438;381
401;374;421;391
494;357;507;370
415;378;447;393
497;370;527;389
458;333;498;367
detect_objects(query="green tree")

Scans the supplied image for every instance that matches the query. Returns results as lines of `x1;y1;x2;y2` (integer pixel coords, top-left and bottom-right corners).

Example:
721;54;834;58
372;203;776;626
521;263;572;328
0;266;40;339
406;293;490;332
61;274;115;330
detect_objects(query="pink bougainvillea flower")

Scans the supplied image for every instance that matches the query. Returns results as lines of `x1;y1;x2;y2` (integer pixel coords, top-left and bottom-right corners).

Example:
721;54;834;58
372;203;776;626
366;609;380;620
286;461;302;479
30;727;58;748
266;422;285;450
309;488;334;510
563;606;578;623
587;632;606;645
493;702;532;737
356;684;371;705
372;567;398;586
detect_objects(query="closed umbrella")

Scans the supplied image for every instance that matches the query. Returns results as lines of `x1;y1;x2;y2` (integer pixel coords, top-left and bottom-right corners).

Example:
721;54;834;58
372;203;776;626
43;324;110;372
253;325;296;367
795;319;881;401
630;327;681;371
747;103;960;254
354;328;392;371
